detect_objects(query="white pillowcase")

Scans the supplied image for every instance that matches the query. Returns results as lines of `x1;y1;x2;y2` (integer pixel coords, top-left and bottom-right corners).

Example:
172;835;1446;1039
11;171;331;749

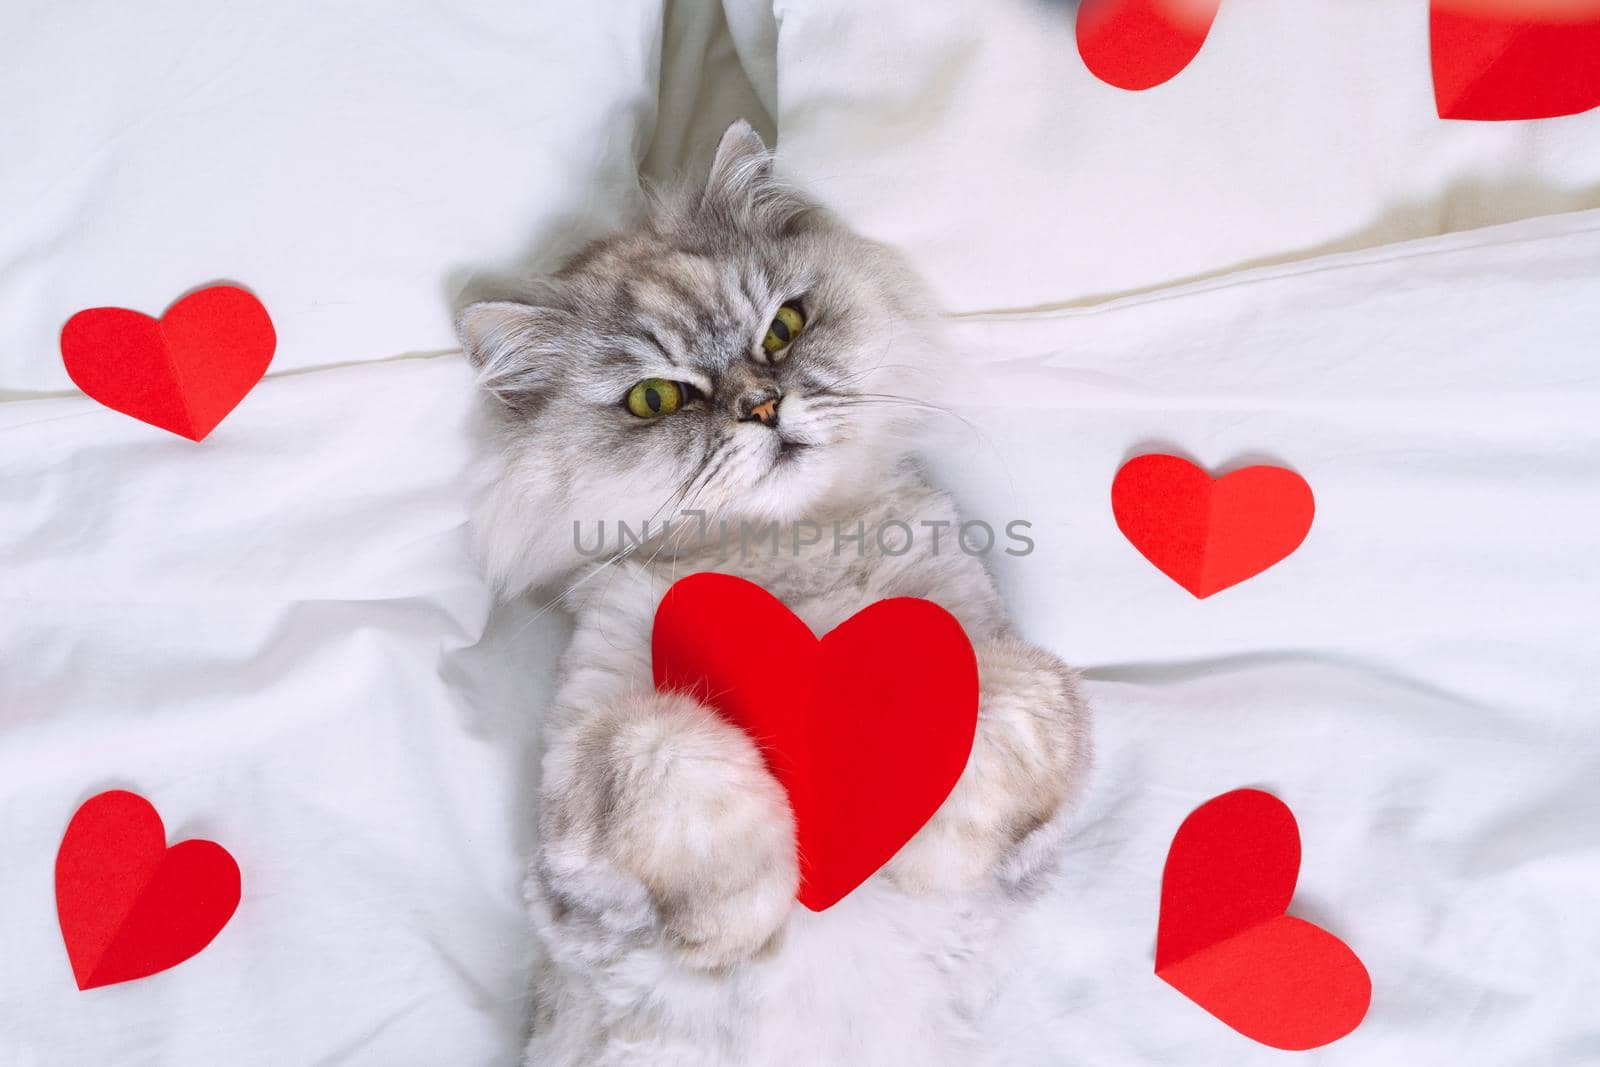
0;0;664;392
725;0;1600;311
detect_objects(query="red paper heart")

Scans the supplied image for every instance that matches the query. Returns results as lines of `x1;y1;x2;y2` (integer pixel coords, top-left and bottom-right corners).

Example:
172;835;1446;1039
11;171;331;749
1157;789;1370;1050
1112;454;1314;598
56;790;242;990
652;572;979;911
1076;0;1222;91
1432;1;1600;120
60;284;275;441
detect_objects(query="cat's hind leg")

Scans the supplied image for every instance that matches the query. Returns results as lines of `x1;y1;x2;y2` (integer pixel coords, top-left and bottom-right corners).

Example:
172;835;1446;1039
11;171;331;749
885;636;1092;894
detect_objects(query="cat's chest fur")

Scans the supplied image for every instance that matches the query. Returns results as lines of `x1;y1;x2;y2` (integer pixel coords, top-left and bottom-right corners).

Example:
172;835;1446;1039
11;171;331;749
553;468;1010;720
535;471;1021;1065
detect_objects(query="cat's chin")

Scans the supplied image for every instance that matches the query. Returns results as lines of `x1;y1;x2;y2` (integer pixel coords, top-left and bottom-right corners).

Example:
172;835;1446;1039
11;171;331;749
743;447;890;525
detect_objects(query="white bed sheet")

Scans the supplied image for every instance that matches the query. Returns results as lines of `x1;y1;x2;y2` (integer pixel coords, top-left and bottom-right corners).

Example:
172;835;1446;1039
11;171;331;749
1;355;565;1064
0;0;665;394
725;0;1600;313
930;210;1600;1065
4;207;1597;1064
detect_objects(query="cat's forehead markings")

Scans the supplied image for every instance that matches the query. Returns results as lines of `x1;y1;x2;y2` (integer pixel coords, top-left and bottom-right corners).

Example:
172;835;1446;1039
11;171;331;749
565;232;651;280
633;254;750;350
624;251;708;311
632;273;697;322
666;252;720;290
735;264;762;317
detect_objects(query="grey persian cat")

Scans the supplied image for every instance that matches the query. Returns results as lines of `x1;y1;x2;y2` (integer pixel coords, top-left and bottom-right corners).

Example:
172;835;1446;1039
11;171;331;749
457;121;1092;1066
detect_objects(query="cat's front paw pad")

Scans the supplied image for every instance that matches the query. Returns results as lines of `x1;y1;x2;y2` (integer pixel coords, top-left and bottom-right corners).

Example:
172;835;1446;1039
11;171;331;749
599;691;799;969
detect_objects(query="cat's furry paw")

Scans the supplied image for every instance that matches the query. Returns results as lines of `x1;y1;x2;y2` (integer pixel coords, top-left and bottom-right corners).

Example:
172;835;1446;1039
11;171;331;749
885;636;1091;895
543;689;799;971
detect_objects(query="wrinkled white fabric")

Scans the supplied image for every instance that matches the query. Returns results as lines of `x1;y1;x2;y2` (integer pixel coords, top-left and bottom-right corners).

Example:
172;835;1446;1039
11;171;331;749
934;211;1600;1065
0;0;664;393
725;0;1600;312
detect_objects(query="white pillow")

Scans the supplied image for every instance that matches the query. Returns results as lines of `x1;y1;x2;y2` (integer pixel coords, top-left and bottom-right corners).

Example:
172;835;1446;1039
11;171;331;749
0;0;664;392
726;0;1600;311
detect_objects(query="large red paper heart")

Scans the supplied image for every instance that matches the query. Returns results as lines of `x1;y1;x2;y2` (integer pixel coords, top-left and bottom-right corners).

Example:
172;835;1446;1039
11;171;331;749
1112;454;1314;598
1157;789;1370;1050
56;790;242;990
652;572;979;911
1432;1;1600;120
60;285;275;441
1076;0;1222;91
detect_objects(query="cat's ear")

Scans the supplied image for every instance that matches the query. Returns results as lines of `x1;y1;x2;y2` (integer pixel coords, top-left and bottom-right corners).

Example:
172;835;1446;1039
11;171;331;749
706;119;772;199
702;119;806;230
455;301;568;406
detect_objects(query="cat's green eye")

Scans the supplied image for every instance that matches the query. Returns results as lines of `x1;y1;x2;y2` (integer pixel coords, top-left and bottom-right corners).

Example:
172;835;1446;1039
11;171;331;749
626;378;683;419
762;304;806;354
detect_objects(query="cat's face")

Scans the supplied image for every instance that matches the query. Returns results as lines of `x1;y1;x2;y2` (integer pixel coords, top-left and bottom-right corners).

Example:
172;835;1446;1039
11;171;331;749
458;122;945;592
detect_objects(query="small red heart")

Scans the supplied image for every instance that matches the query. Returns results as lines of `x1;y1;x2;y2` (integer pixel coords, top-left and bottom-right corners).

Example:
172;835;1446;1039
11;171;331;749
56;790;242;990
1157;789;1371;1050
1432;1;1600;120
1112;454;1314;598
1076;0;1222;91
652;572;979;911
60;284;276;441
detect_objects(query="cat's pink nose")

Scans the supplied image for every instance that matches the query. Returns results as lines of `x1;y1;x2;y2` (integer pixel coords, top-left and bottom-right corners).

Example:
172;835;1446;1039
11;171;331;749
739;390;781;426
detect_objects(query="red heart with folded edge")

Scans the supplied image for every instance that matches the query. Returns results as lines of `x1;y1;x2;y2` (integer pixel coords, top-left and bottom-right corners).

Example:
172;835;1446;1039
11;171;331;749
652;572;979;911
56;790;242;990
60;284;275;441
1112;454;1315;598
1156;789;1371;1050
1076;0;1223;91
1432;0;1600;120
